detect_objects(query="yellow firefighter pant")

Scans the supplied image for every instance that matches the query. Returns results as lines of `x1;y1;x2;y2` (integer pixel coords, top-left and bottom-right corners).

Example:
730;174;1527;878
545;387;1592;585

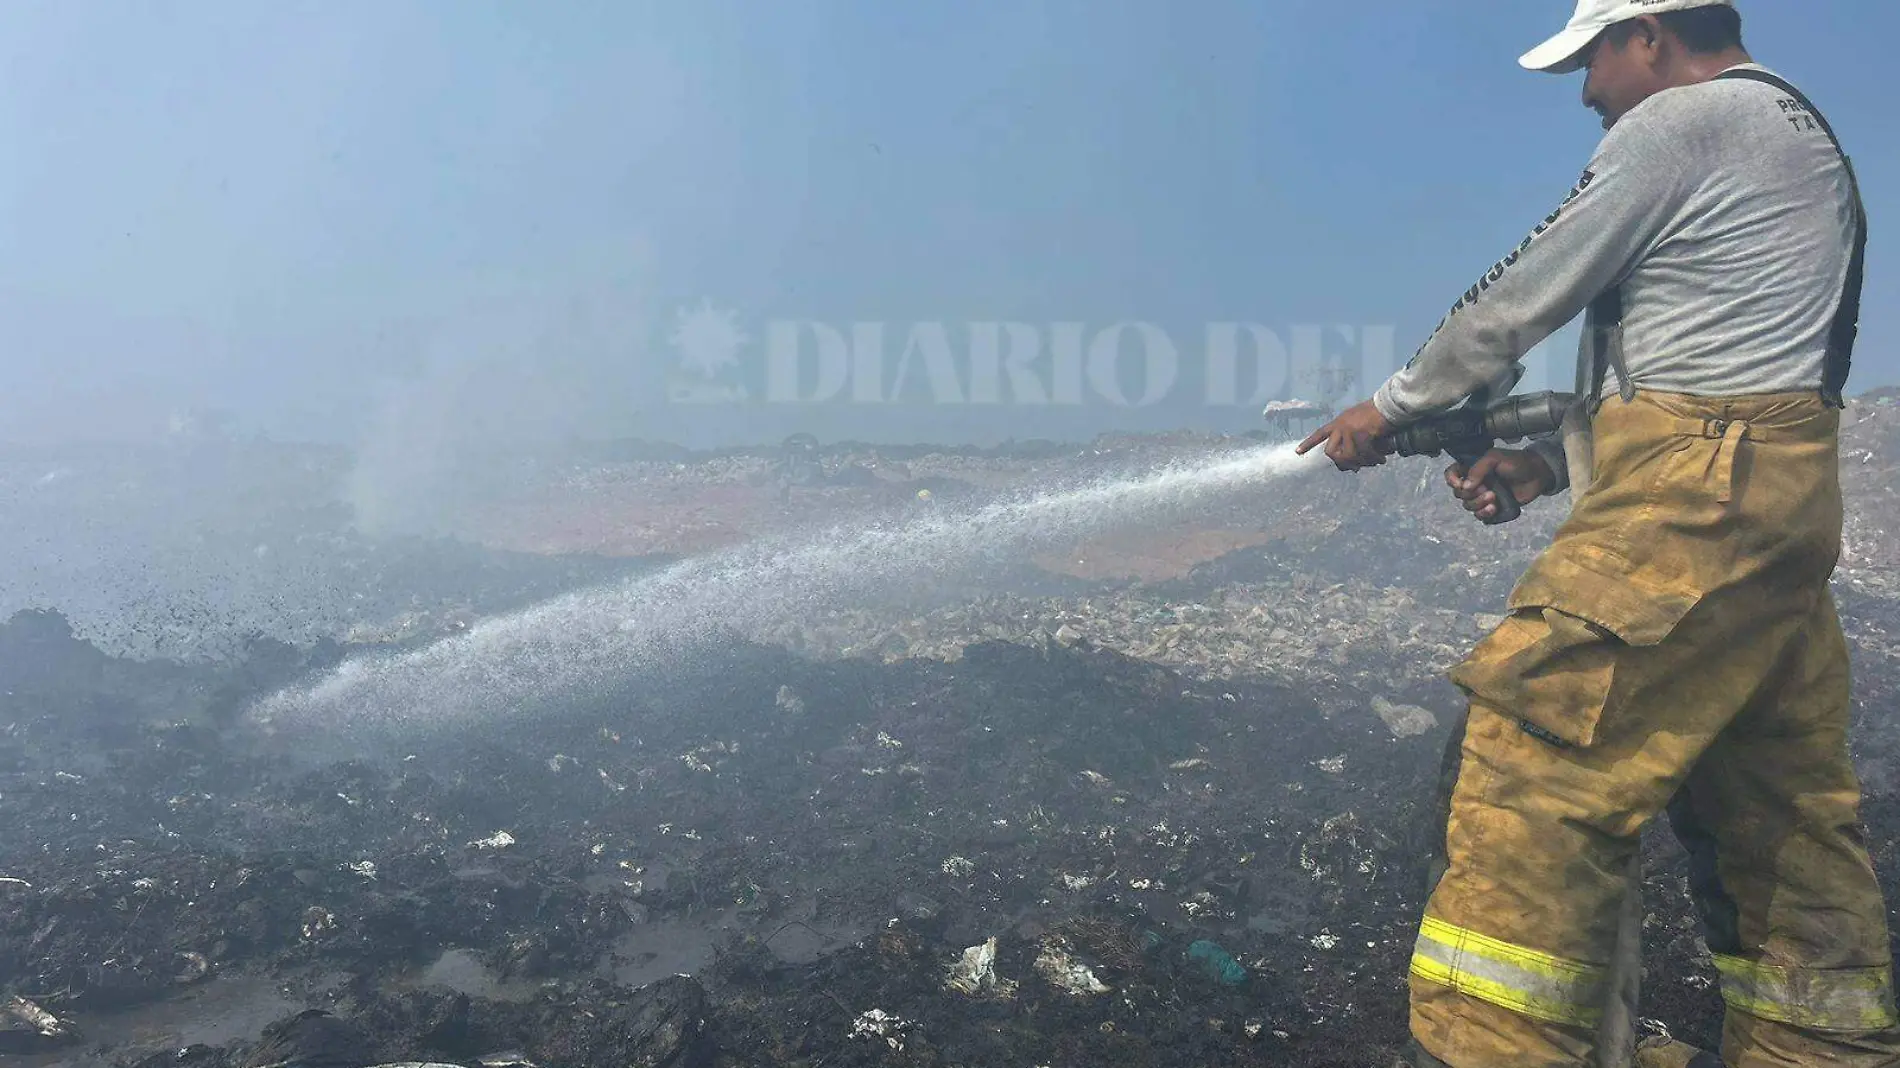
1408;390;1900;1068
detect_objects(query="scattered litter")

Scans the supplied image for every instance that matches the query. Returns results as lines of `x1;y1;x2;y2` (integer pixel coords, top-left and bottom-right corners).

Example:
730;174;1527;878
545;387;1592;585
1168;757;1209;771
546;754;578;773
301;907;337;940
851;1009;912;1051
1372;697;1437;739
468;830;516;851
1;995;71;1049
174;950;210;984
945;936;1017;998
1315;755;1347;774
344;860;377;880
1180;890;1220;918
1311;930;1340;951
941;856;977;878
1078;770;1111;785
681;741;737;773
1034;938;1110;996
1186;939;1248;985
1058;873;1095;892
875;731;904;749
774;685;806;715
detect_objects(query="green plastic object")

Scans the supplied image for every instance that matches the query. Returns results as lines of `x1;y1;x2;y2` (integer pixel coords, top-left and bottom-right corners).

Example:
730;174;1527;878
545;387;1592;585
1186;939;1248;985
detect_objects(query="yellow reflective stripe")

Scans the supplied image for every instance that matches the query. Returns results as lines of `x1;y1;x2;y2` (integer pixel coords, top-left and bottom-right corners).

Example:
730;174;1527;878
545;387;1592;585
1713;955;1900;1032
1410;915;1608;1027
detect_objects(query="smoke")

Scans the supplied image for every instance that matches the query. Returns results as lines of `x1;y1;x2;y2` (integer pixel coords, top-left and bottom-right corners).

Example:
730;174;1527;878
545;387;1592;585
259;440;1331;736
345;285;653;537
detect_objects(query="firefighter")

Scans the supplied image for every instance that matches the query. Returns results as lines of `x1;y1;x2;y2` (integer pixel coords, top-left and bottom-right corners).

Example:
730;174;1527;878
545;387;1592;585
1298;2;1891;1066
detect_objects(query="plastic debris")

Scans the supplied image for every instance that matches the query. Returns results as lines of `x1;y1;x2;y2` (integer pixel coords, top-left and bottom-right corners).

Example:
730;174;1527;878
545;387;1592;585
0;996;72;1050
174;950;211;983
940;855;976;878
945;936;1017;998
851;1009;912;1051
1034;938;1110;996
1186;939;1248;985
468;830;516;851
1372;697;1437;739
774;685;806;715
301;906;337;940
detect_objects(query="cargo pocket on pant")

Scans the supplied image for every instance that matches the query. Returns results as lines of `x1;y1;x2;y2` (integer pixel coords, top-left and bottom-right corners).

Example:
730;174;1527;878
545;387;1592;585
1449;553;1701;749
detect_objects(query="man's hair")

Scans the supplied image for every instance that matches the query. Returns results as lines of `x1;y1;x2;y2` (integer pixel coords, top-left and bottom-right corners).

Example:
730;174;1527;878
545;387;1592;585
1604;6;1745;54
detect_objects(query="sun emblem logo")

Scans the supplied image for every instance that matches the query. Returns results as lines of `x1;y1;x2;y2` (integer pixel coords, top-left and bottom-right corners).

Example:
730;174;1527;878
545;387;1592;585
666;299;751;403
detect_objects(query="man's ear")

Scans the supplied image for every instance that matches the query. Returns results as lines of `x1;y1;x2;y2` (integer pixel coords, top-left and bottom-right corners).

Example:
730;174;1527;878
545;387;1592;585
1631;15;1664;56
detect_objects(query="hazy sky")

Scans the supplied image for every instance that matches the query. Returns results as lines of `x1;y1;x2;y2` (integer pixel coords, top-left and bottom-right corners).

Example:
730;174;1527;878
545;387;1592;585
2;1;1892;448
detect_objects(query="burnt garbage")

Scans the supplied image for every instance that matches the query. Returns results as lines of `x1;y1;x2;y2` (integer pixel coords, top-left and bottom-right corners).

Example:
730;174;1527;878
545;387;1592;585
14;597;1887;1066
4;416;1899;1066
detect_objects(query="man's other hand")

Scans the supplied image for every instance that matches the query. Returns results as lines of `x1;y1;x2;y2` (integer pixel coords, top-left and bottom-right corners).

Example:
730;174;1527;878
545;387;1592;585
1445;448;1556;523
1296;400;1395;471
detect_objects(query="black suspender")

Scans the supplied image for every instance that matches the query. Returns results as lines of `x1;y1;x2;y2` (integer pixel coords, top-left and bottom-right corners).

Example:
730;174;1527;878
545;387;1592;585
1712;68;1866;408
1585;284;1628;412
1587;68;1867;410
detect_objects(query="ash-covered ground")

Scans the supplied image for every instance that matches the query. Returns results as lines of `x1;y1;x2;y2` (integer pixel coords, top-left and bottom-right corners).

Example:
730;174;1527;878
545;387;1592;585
4;394;1900;1067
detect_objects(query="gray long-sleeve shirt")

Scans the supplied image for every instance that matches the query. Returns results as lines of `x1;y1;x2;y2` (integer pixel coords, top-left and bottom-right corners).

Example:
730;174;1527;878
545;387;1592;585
1371;63;1859;490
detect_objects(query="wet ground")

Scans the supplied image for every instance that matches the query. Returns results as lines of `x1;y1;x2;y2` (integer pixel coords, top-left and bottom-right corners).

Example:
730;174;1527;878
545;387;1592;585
7;605;1900;1068
4;421;1900;1066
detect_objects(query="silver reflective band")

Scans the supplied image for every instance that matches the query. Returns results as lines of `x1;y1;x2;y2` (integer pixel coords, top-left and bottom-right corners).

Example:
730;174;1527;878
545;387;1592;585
1714;955;1900;1032
1411;916;1610;1027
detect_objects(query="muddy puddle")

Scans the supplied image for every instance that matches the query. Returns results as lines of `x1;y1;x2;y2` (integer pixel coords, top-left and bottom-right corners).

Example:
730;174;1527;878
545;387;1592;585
7;972;338;1067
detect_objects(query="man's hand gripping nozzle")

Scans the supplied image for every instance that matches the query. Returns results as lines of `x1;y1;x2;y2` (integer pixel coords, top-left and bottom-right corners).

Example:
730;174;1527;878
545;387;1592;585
1379;390;1575;525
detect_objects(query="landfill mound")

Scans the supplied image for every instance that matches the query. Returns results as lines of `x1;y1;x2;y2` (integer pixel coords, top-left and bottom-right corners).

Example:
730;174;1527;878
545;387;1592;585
3;392;1900;1066
6;602;1900;1067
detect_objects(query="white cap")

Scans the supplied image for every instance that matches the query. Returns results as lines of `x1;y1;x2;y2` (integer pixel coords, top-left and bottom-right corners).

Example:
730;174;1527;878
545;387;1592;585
1519;0;1735;74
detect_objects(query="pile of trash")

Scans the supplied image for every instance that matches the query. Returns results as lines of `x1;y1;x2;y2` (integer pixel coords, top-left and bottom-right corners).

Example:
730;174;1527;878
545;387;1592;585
3;392;1899;1066
7;592;1899;1066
